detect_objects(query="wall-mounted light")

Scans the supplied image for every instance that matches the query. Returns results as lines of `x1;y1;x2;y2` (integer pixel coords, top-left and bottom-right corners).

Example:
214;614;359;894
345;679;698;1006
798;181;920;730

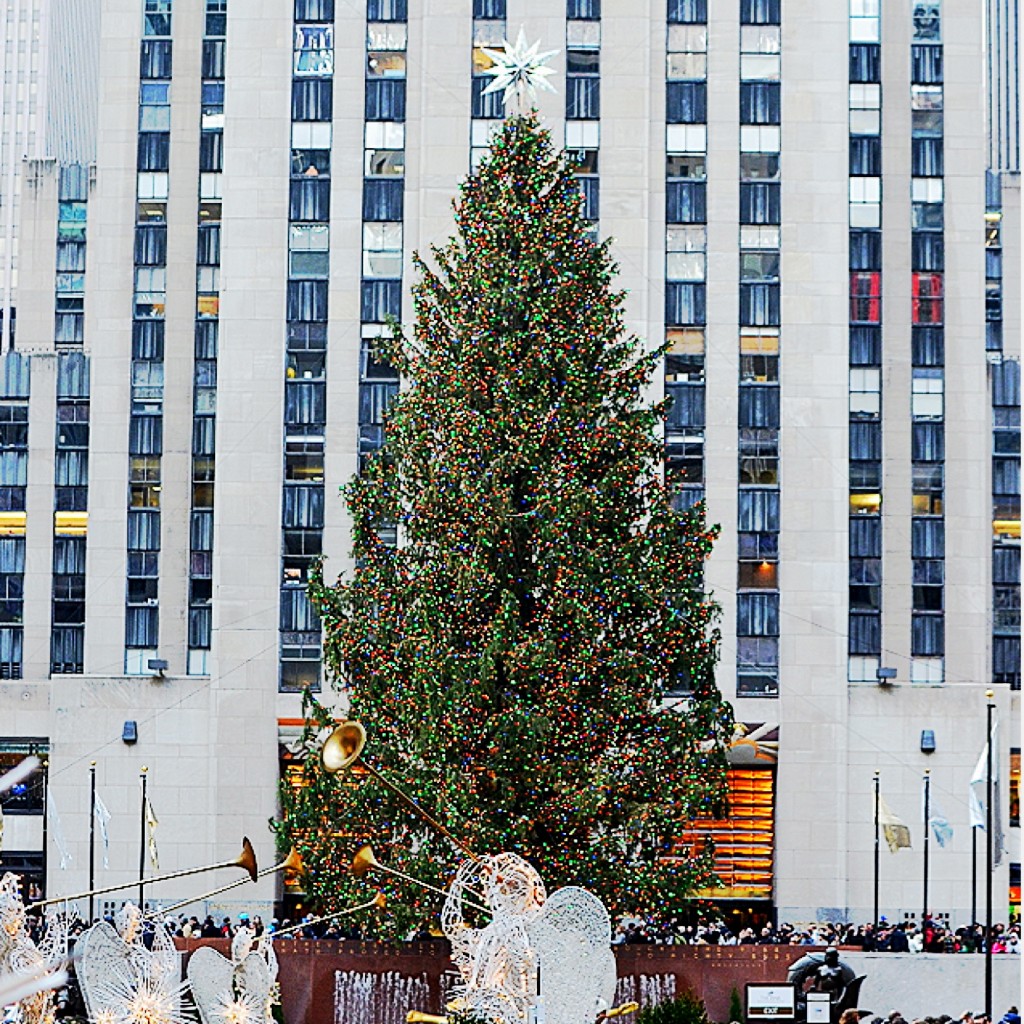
920;729;936;754
122;720;138;745
876;667;897;685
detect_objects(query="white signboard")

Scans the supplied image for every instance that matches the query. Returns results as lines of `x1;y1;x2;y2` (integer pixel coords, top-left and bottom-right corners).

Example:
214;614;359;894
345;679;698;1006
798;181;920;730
745;983;796;1024
807;993;832;1024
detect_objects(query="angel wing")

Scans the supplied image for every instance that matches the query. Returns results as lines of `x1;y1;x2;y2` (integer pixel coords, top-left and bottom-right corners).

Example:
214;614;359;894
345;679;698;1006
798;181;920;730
77;921;133;1021
186;947;235;1024
527;887;617;1024
235;953;273;1021
78;919;193;1024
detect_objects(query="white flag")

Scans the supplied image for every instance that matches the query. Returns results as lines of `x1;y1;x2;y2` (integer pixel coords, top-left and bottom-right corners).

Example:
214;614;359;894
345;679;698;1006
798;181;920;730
969;718;1006;867
145;796;159;870
927;790;953;848
46;791;73;870
878;793;912;852
93;792;111;869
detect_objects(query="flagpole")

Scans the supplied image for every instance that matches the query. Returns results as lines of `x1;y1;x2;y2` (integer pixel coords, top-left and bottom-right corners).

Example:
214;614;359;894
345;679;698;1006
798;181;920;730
922;770;930;929
88;761;96;922
984;691;994;1020
40;759;49;901
971;825;978;925
873;770;880;931
139;766;148;911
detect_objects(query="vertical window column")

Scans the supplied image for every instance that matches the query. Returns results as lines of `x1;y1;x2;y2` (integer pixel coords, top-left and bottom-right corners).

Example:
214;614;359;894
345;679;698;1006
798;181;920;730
847;1;882;682
470;0;506;170
54;166;89;348
567;0;600;233
565;0;600;240
358;3;405;477
991;358;1021;688
736;0;781;698
280;0;338;692
51;353;89;674
125;2;171;675
0;353;28;679
664;2;707;516
909;0;944;684
187;0;227;676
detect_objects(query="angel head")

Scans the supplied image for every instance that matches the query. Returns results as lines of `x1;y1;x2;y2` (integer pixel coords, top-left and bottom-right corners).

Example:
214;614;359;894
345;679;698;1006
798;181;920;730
115;903;144;944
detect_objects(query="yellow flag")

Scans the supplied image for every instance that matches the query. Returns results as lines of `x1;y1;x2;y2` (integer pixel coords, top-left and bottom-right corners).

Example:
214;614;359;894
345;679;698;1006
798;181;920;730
878;793;911;852
144;797;159;870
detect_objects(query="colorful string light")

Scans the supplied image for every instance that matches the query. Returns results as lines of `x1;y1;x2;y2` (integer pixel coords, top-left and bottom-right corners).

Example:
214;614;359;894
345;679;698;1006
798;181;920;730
273;114;734;937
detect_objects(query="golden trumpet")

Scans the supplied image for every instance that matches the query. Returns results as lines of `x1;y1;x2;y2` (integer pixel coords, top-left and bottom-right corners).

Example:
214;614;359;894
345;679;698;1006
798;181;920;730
271;891;386;938
604;1003;640;1019
28;837;258;910
145;847;305;919
350;845;490;914
322;722;478;862
407;1014;447;1024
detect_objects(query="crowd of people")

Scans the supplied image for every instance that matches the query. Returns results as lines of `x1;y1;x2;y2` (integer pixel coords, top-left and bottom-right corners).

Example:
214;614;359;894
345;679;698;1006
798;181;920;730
609;916;1021;952
22;906;1022;953
836;1010;1020;1024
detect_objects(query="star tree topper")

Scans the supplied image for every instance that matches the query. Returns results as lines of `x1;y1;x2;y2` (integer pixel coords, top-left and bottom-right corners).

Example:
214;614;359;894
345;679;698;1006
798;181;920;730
480;28;558;112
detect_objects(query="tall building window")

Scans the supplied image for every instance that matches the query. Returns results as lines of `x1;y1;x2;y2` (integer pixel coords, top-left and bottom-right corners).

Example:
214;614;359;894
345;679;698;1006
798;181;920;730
185;1;226;676
470;0;506;146
991;358;1021;688
51;353;89;674
0;353;28;680
125;1;172;675
279;0;343;693
846;0;882;678
665;5;707;518
909;0;945;683
566;4;601;127
737;0;780;697
55;166;89;348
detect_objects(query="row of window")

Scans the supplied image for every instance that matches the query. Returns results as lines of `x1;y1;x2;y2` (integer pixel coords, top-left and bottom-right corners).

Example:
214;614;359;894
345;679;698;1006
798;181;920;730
186;2;226;676
986;174;1020;680
736;0;781;698
908;4;944;670
846;4;881;669
0;355;29;678
54;166;89;348
279;0;351;692
125;3;173;673
51;164;91;673
664;10;706;520
51;353;89;674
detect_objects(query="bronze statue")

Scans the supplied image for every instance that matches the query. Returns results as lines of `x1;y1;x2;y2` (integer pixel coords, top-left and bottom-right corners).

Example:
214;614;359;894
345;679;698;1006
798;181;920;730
787;947;866;1024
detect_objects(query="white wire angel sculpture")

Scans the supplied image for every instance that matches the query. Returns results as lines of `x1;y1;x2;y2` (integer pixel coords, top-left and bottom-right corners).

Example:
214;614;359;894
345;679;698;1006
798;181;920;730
76;903;193;1024
186;926;278;1024
0;872;69;1024
440;853;616;1024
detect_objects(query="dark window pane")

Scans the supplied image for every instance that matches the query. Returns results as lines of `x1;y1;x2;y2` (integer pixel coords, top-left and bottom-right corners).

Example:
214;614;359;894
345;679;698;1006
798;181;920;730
365;79;406;121
850;44;881;83
667;82;706;124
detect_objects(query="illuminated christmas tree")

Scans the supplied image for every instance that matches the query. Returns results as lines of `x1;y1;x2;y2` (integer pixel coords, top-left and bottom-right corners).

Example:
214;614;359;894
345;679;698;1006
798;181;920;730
276;113;732;935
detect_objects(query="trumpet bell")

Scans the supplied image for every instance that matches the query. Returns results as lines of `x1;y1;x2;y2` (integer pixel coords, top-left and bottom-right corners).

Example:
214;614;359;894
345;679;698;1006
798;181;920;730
237;837;258;882
280;847;306;882
351;844;380;879
321;721;367;773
